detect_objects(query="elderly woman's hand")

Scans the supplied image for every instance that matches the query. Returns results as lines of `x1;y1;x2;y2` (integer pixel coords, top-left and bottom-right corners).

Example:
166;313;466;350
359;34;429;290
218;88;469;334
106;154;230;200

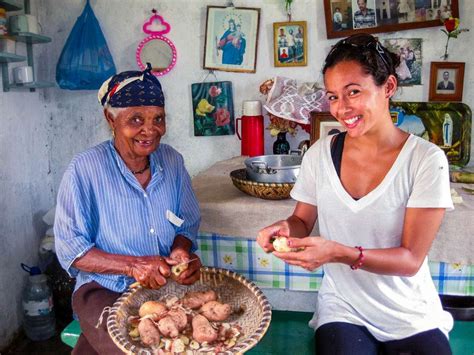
127;256;171;289
167;250;202;285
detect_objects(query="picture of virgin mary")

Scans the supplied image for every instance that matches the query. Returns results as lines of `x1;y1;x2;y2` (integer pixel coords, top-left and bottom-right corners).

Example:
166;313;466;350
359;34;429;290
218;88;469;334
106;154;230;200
204;6;260;73
217;19;246;65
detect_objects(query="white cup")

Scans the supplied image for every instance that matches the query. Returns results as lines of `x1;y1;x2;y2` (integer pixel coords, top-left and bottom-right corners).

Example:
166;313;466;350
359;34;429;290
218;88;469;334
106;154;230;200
13;66;34;84
26;15;39;34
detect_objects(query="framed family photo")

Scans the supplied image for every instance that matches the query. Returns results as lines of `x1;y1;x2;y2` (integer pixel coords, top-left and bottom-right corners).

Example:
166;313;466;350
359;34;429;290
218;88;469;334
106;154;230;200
429;62;465;102
309;112;346;145
203;6;260;73
273;21;307;67
382;38;422;86
323;0;459;39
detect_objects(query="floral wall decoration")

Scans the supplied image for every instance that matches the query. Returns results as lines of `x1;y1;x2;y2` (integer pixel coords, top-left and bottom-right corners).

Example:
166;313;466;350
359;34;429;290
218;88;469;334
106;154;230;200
191;81;235;136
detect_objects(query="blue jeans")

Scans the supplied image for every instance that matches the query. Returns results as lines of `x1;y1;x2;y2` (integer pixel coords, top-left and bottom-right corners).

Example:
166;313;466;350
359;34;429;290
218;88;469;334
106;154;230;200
315;322;452;355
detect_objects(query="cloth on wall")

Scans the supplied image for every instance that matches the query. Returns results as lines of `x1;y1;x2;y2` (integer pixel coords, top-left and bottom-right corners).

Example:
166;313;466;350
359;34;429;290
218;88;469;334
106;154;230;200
263;76;329;125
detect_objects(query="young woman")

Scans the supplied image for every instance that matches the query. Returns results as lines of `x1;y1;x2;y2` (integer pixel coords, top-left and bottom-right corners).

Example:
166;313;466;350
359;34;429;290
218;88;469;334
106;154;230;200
257;34;453;354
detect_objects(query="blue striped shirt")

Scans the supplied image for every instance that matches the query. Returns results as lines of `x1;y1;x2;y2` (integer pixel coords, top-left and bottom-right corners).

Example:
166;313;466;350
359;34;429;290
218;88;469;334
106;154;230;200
54;141;201;293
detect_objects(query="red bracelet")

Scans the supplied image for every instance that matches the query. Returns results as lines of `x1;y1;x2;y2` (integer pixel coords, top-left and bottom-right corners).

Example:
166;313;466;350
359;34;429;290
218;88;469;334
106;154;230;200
350;246;364;270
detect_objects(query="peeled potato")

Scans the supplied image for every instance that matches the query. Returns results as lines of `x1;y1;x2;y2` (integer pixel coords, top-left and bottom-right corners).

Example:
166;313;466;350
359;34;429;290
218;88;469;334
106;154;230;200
272;236;301;252
139;300;167;318
171;262;188;278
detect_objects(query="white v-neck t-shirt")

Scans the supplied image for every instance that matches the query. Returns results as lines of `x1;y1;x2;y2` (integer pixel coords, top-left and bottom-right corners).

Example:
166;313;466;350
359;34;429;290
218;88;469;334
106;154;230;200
291;134;454;341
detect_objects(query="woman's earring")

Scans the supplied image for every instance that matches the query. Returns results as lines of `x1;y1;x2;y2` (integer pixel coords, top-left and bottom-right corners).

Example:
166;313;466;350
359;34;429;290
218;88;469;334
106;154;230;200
112;129;115;138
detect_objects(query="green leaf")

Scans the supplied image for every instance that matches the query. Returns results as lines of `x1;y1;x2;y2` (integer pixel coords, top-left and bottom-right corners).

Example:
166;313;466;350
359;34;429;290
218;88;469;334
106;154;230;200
441;29;448;35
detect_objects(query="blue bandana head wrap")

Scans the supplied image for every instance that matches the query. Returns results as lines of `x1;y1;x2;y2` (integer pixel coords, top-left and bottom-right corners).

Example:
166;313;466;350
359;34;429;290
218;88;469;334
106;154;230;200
98;63;165;108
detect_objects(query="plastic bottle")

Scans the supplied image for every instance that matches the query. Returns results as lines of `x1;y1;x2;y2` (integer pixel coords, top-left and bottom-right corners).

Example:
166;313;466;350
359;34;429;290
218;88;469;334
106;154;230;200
21;263;56;341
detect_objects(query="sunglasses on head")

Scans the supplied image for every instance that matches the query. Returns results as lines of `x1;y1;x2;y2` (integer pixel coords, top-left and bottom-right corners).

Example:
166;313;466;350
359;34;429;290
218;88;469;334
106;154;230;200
327;34;390;70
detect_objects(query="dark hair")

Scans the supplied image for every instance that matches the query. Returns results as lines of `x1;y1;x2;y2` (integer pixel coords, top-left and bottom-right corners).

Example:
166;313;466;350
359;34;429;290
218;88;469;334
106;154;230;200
322;33;400;86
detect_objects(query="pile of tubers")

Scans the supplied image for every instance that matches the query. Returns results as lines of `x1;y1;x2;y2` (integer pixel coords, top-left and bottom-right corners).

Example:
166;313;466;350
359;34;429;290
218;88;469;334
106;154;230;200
128;289;242;354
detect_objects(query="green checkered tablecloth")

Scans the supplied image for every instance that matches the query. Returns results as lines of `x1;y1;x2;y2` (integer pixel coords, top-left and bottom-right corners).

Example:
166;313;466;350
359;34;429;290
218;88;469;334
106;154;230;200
196;233;474;296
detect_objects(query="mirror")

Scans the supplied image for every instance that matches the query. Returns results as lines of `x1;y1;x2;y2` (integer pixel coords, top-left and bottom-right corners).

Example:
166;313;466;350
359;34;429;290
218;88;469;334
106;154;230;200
136;9;177;76
136;35;177;75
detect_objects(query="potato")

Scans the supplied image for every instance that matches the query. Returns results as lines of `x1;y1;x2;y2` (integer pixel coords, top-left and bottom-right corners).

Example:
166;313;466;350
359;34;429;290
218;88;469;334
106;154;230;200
199;301;232;322
158;316;179;338
167;308;187;331
272;236;301;252
182;290;217;309
171;262;188;279
139;301;167;318
192;314;218;343
138;318;161;346
451;171;474;183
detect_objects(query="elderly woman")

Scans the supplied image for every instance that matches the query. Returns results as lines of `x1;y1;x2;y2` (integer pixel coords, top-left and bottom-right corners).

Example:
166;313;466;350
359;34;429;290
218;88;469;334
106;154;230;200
54;64;201;354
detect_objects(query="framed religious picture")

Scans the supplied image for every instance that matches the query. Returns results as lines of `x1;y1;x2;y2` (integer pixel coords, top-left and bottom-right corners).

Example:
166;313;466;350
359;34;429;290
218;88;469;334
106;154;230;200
429;62;465;102
203;6;260;73
309;112;346;145
323;0;459;39
382;38;422;86
273;21;307;67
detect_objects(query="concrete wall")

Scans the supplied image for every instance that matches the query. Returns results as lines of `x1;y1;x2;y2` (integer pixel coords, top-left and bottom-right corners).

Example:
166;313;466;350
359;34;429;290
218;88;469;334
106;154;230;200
0;0;473;348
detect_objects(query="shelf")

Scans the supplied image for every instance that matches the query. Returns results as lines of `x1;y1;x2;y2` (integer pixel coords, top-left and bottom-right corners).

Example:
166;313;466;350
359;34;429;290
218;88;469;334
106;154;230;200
0;51;25;62
8;80;55;90
1;0;53;92
6;32;51;44
0;0;22;11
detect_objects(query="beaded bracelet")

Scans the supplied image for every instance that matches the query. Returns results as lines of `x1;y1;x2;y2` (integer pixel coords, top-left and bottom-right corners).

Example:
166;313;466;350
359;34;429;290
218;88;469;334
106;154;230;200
350;246;364;270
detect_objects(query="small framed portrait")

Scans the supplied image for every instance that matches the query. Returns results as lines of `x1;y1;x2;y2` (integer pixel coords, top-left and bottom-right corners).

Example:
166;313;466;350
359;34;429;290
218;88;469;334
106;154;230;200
309;112;346;145
273;21;307;67
203;6;260;73
429;62;465;102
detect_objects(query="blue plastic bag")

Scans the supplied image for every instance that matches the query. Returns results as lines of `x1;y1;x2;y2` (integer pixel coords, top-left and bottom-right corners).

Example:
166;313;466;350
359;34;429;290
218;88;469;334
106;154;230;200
56;0;116;90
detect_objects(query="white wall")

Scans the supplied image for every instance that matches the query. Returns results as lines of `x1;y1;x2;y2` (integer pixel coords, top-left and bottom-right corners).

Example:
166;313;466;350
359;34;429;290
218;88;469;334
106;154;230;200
0;0;473;348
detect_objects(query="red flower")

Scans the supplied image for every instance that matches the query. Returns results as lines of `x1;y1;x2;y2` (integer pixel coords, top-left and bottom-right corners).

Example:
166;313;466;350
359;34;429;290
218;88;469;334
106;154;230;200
213;108;230;126
208;85;222;97
444;17;459;33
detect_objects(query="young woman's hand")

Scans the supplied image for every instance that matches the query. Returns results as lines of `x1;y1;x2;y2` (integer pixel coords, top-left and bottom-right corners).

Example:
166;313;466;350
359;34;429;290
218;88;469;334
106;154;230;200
273;236;335;271
257;220;291;253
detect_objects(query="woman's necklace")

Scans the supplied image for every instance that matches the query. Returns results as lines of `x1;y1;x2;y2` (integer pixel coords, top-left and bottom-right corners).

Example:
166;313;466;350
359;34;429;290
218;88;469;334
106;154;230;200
131;158;150;175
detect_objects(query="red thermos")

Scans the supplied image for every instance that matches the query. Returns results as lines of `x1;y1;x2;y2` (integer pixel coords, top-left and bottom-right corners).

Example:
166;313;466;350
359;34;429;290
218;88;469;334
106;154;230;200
236;101;264;157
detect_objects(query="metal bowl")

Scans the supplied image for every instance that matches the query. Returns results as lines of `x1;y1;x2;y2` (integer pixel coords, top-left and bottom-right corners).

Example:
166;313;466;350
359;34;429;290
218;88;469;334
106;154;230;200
245;154;302;183
440;294;474;321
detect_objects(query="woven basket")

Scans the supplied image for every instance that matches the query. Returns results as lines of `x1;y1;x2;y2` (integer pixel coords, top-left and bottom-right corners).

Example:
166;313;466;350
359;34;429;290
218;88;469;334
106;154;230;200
107;267;272;354
230;169;294;200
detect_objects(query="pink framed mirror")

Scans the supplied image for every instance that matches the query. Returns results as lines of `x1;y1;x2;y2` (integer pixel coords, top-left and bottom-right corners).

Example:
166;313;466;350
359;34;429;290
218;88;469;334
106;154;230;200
136;9;177;76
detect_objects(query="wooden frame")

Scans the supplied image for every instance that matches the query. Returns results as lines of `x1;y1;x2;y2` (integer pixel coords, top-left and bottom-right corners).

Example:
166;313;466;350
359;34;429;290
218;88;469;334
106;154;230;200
273;21;307;67
323;0;459;39
203;6;260;73
429;62;465;102
309;112;346;145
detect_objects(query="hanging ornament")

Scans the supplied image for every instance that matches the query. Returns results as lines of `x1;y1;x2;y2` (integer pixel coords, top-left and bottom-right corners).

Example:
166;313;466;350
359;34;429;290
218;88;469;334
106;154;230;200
285;0;293;22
